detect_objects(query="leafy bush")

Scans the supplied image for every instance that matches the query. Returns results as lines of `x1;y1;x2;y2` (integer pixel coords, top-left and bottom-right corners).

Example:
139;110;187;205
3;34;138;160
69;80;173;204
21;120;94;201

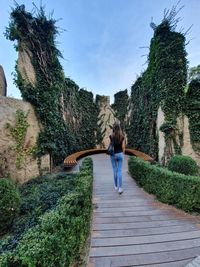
0;178;21;234
128;157;200;212
19;173;76;214
0;158;93;267
168;155;198;176
0;173;76;255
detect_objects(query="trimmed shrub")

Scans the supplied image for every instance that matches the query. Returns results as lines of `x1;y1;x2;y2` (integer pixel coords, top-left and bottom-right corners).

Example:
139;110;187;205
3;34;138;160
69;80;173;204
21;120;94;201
0;178;21;234
0;173;77;256
168;155;198;176
0;158;93;267
128;157;200;212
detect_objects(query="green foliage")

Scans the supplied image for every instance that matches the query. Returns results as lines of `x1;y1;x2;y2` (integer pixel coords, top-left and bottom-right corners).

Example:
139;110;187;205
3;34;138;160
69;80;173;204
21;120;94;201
6;5;102;166
168;155;198;176
64;78;102;151
0;150;10;178
160;121;182;155
111;89;129;131
188;65;200;82
0;178;21;234
128;157;200;212
78;89;100;149
6;110;35;169
159;121;176;135
5;4;72;165
127;7;187;160
185;78;200;152
0;158;93;266
0;173;76;254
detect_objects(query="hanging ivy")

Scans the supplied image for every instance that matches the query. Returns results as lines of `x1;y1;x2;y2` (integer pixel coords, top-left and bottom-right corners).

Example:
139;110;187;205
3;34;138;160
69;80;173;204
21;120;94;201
63;78;102;151
6;110;35;169
5;4;71;165
127;6;187;160
185;78;200;152
111;89;129;131
5;4;102;165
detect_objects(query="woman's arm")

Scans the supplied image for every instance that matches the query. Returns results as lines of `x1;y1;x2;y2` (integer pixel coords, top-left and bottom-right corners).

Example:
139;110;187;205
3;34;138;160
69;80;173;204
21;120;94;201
122;139;126;154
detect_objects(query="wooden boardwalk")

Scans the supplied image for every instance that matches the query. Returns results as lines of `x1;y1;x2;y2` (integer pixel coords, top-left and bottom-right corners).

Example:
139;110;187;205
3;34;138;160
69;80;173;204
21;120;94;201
87;154;200;267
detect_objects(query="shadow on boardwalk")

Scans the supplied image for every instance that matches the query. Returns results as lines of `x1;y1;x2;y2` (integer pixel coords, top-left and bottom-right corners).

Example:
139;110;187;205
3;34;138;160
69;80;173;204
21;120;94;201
87;154;200;267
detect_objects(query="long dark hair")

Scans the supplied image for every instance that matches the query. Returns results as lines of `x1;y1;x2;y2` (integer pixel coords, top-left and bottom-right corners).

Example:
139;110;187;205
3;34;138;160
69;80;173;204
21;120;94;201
112;122;124;143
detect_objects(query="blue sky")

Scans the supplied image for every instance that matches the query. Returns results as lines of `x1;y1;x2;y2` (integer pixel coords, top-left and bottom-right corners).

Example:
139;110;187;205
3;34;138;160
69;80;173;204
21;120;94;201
1;0;200;103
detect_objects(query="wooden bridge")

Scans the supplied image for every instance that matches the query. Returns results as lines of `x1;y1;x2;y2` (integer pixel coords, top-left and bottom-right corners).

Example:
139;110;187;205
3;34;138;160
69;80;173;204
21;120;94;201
86;154;200;267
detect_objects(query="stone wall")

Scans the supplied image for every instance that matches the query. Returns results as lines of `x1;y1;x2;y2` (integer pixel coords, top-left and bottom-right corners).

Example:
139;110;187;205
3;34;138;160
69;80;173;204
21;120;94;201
0;96;50;183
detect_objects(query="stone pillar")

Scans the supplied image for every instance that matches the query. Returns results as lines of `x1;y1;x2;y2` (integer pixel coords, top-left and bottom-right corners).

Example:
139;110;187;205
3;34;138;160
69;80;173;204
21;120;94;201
0;65;7;96
96;95;116;148
17;44;36;86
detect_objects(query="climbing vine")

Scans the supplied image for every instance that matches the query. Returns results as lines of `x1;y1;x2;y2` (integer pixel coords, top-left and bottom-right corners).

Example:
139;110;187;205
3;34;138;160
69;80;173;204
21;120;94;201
111;89;129;131
185;77;200;152
127;5;187;161
6;110;35;169
63;78;102;150
5;4;70;165
127;75;158;157
5;4;102;165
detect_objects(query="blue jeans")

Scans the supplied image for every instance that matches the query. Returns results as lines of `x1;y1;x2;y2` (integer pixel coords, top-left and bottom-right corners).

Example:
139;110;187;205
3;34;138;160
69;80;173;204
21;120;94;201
110;152;124;188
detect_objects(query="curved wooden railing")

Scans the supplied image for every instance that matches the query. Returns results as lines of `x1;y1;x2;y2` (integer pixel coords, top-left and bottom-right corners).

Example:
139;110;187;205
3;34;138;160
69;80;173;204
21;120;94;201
64;148;153;168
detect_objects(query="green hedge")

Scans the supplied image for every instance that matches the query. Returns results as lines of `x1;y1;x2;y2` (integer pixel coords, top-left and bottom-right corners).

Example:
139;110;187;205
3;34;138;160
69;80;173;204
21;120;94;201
128;157;200;212
0;158;93;267
0;173;77;255
168;155;199;176
0;178;21;234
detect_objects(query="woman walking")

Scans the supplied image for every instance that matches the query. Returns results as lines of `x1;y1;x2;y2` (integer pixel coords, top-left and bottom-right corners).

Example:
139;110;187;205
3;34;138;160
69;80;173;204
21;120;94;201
109;122;125;194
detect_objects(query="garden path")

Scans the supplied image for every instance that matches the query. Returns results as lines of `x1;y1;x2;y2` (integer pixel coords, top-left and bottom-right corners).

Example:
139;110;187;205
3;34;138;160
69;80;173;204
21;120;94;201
87;154;200;267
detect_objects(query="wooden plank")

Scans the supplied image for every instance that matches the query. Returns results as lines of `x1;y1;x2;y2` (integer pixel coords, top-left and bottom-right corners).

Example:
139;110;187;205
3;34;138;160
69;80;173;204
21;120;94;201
89;238;200;257
91;230;200;247
92;219;196;231
139;259;192;267
89;250;198;266
95;201;154;208
94;195;151;200
93;214;188;224
94;206;160;213
93;209;180;218
92;225;198;238
93;198;154;204
89;247;199;266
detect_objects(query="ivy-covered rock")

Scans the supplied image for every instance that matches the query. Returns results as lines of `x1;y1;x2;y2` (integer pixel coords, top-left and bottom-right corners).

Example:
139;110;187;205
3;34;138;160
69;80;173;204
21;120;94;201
127;7;187;160
185;78;200;152
5;4;72;165
6;4;102;165
111;89;129;131
63;78;102;151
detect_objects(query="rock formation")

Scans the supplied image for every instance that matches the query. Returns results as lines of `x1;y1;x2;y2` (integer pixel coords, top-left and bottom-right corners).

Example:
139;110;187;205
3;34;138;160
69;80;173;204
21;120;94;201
96;96;117;148
17;44;36;86
0;65;7;96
